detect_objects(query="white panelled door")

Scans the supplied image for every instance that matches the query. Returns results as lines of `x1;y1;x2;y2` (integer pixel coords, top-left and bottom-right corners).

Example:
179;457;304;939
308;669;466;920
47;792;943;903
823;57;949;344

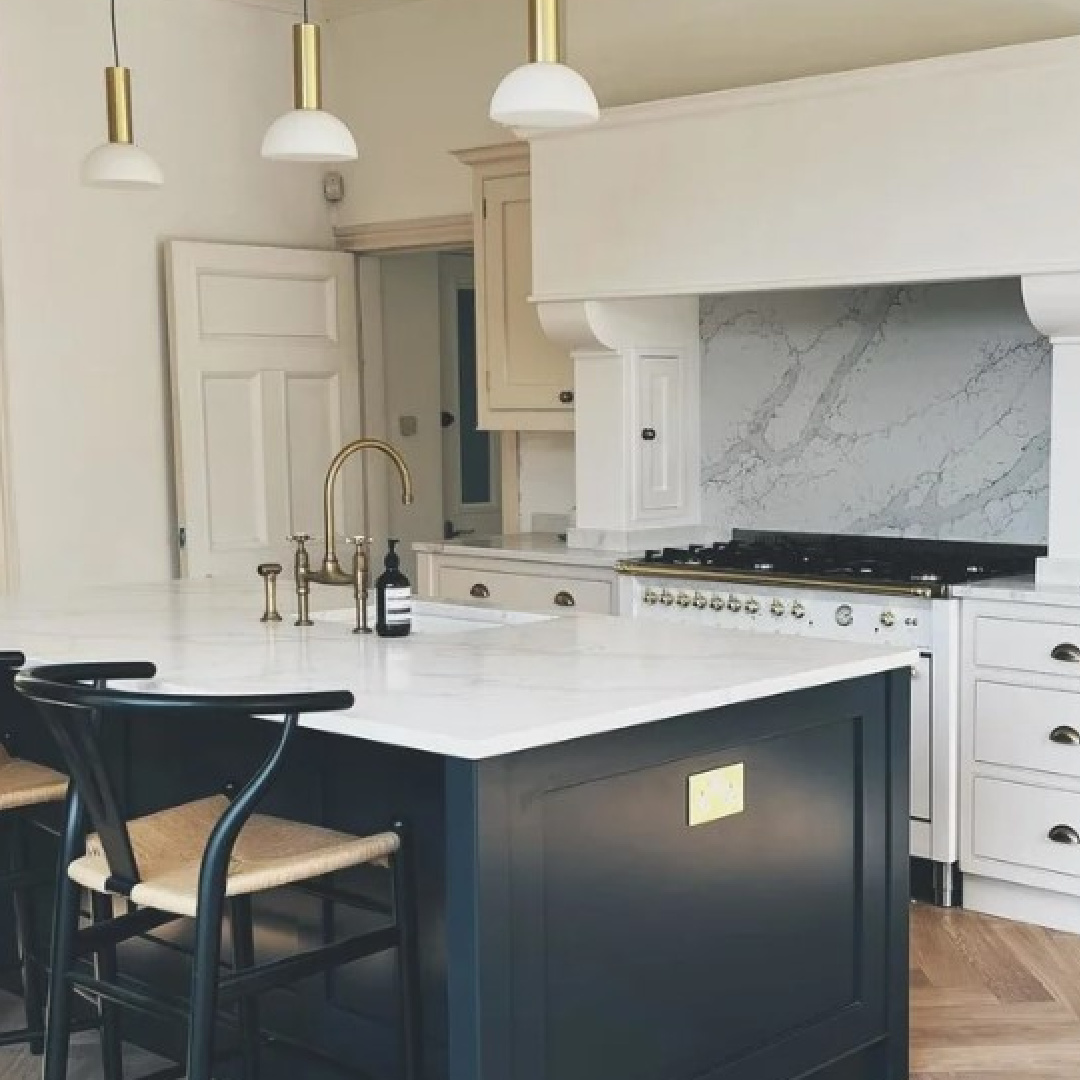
166;241;360;578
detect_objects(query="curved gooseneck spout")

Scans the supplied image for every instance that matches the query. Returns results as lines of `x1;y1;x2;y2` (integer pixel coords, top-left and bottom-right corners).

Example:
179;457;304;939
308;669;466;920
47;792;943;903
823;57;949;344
310;439;414;585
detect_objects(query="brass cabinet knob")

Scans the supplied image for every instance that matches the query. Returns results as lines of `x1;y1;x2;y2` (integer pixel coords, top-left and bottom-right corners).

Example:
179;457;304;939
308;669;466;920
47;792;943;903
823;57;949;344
558;390;574;404
641;428;657;441
1051;643;1080;663
470;583;490;599
1050;725;1080;746
554;590;576;608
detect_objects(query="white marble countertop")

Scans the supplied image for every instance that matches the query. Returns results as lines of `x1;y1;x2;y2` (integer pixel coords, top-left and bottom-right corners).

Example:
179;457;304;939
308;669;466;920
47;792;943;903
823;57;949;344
413;532;633;570
0;580;918;760
953;575;1080;608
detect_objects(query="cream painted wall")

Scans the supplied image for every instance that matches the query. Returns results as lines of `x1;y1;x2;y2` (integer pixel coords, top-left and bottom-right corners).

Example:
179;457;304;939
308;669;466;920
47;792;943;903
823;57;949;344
0;0;333;591
516;432;575;532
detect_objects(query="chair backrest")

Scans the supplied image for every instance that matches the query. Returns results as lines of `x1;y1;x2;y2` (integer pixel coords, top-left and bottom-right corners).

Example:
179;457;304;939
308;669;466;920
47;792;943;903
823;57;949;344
15;661;354;890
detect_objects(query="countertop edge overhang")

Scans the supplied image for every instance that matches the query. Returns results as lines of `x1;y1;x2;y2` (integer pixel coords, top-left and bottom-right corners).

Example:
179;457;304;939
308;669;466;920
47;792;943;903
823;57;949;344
0;580;920;761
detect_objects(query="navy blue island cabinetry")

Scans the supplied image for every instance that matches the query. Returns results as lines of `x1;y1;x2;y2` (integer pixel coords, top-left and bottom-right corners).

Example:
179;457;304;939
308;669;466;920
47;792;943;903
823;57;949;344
4;666;909;1080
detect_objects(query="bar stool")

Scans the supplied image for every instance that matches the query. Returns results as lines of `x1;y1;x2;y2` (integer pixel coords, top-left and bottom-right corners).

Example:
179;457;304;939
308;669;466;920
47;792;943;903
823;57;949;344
0;650;68;1055
16;660;423;1080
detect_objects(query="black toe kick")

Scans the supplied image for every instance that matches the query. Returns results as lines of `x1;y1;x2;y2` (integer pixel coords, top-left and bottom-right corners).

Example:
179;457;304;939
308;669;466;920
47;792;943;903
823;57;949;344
910;858;962;908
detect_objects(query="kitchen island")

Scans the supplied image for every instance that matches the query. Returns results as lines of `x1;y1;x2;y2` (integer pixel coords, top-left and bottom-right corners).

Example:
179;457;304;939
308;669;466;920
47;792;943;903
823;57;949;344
0;581;916;1080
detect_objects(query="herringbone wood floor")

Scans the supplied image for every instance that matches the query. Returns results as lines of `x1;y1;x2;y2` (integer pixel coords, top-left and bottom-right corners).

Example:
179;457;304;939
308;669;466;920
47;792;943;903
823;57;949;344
0;904;1077;1078
910;903;1080;1078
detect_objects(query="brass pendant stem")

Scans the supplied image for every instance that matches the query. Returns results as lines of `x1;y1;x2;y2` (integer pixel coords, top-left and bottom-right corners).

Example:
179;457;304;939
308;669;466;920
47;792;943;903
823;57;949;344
104;67;133;145
293;23;322;110
529;0;560;64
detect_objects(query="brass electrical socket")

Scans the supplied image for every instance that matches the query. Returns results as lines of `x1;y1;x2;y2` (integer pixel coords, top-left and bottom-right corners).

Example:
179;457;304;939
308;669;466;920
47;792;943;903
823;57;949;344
688;763;745;826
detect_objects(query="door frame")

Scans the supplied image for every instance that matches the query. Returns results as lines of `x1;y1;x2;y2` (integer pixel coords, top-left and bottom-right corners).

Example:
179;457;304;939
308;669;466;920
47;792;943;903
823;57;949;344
352;228;519;542
0;315;15;591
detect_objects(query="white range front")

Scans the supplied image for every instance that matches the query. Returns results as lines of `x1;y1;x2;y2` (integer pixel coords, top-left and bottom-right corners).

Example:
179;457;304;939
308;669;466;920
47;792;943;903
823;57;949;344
618;571;963;895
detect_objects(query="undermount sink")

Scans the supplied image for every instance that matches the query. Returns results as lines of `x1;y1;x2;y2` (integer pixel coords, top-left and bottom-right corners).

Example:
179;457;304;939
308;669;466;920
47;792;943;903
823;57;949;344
312;599;554;635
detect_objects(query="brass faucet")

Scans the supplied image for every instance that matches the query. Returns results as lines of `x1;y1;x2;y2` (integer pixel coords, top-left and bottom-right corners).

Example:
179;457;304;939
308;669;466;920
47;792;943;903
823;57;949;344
291;439;414;631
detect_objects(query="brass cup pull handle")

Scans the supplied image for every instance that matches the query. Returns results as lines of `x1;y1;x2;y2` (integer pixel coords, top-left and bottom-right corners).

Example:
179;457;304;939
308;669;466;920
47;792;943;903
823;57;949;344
1051;643;1080;663
1050;725;1080;746
1049;824;1080;845
641;428;657;442
558;390;574;404
554;590;576;608
470;583;490;599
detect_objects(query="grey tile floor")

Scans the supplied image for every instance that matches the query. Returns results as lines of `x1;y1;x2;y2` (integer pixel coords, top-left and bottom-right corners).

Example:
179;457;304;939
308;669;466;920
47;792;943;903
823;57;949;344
0;990;168;1080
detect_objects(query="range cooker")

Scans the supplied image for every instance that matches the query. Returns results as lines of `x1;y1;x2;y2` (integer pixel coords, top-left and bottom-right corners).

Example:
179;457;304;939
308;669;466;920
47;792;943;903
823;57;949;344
616;529;1045;906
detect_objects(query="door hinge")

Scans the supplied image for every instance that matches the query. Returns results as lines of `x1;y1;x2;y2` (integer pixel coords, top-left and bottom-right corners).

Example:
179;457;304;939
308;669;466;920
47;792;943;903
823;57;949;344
178;526;187;550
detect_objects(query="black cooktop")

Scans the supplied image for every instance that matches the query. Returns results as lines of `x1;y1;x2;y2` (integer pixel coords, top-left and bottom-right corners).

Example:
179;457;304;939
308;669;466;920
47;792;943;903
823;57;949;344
619;529;1045;596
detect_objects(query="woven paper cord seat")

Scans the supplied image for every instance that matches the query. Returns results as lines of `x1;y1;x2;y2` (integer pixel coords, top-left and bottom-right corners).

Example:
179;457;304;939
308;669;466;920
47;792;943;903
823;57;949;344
0;745;67;812
69;795;400;918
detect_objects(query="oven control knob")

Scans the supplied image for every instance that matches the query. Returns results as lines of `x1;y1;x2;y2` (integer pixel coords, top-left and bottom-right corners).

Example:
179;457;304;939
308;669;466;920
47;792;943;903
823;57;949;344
835;604;854;627
745;598;761;616
642;588;659;606
880;610;896;628
660;590;675;607
770;599;786;618
727;595;742;613
791;602;807;620
709;594;725;611
676;591;693;608
693;592;708;610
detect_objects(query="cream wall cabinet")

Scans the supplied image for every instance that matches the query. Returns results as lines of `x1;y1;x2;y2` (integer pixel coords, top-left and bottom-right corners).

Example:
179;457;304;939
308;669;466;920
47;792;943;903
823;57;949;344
455;143;573;432
961;599;1080;933
417;551;618;616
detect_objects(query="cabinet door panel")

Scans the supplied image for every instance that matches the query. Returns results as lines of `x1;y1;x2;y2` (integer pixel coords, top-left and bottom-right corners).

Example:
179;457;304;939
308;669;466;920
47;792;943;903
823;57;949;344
483;175;573;413
635;353;685;518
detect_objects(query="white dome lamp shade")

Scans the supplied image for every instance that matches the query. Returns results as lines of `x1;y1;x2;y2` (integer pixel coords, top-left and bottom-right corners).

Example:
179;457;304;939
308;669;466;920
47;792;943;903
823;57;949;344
262;22;358;163
81;0;163;189
490;0;598;130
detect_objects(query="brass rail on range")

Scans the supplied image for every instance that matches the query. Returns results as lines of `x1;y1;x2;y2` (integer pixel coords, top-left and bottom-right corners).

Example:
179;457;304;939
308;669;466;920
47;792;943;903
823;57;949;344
614;561;941;599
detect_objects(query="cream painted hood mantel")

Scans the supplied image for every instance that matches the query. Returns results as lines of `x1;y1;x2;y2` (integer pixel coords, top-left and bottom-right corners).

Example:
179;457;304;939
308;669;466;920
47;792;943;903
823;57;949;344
529;35;1080;584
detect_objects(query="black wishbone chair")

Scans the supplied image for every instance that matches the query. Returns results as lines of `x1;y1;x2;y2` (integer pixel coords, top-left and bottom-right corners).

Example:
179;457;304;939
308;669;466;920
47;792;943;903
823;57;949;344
0;651;70;1055
16;661;423;1080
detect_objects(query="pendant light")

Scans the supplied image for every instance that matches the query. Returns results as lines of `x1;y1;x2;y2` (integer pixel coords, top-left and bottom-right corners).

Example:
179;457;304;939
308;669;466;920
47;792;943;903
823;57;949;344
262;0;358;163
490;0;598;130
81;0;163;189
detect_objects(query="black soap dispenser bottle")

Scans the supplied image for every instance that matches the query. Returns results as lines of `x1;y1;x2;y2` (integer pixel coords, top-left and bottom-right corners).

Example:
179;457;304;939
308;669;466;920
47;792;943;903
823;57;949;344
375;539;412;638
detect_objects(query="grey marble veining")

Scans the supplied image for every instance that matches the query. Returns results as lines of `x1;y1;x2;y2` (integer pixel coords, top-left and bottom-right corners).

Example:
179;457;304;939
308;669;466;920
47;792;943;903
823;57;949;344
700;280;1051;544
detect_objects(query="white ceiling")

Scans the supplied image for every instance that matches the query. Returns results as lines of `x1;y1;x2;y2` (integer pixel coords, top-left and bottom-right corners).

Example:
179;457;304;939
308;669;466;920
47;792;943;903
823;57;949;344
570;0;1080;105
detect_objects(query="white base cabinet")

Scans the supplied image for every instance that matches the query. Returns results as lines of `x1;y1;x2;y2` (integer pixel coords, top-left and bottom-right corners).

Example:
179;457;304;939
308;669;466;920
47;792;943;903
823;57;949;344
961;598;1080;933
416;545;619;616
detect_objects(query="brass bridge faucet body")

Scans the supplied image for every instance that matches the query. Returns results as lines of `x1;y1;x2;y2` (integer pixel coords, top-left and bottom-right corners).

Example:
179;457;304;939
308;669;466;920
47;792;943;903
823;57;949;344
290;439;414;632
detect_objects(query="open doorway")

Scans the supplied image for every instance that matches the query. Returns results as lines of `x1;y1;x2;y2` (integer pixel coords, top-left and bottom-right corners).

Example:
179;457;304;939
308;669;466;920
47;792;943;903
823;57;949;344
360;250;499;578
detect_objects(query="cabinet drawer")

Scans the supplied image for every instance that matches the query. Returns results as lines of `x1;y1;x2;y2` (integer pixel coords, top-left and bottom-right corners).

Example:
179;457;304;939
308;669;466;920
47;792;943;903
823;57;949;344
974;615;1080;677
438;567;612;615
971;777;1080;881
974;681;1080;780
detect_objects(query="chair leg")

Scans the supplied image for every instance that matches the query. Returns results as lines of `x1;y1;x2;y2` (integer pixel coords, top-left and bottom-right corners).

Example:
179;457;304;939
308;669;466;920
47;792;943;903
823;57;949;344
43;794;87;1080
10;817;45;1055
186;893;226;1080
230;897;261;1080
391;829;423;1080
91;892;124;1080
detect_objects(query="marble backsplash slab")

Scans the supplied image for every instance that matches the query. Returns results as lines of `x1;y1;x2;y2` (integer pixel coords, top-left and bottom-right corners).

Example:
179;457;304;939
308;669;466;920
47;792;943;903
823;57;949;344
700;280;1051;545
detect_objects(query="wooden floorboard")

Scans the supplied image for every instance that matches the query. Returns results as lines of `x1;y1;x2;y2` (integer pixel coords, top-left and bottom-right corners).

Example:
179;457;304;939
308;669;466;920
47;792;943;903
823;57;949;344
911;902;1080;1078
0;903;1077;1078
